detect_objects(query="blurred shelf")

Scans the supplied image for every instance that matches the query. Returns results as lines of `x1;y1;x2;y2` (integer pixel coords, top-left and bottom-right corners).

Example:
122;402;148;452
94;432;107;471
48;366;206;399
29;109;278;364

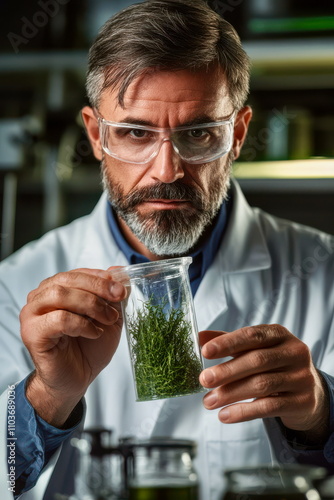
248;16;334;36
234;158;334;179
250;73;334;90
236;177;334;193
243;38;334;69
0;38;333;73
234;158;334;192
0;170;101;195
0;51;88;72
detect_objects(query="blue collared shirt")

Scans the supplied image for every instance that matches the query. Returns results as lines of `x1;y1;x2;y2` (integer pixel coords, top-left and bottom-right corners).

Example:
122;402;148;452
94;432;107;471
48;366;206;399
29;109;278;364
8;376;81;496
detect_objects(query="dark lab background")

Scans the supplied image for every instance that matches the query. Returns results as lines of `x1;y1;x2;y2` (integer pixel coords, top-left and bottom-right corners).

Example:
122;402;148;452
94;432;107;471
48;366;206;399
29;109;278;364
0;0;333;260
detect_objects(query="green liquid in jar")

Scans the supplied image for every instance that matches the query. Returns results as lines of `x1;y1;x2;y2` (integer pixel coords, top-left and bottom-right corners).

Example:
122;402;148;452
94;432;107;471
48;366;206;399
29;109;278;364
129;485;199;500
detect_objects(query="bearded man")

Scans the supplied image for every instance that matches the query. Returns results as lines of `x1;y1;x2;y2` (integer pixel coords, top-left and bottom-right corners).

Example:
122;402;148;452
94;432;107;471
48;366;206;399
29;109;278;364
0;1;333;499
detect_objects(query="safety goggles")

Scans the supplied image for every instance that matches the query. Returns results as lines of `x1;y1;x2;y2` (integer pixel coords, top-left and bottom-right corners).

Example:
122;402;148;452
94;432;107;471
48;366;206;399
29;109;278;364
95;110;236;165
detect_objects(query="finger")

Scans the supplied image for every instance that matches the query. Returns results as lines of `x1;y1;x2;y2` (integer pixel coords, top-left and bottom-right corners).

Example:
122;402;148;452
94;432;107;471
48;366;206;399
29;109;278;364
200;344;301;388
201;324;291;359
106;266;125;272
202;369;307;410
198;330;227;348
27;285;120;325
108;267;131;296
216;394;296;424
28;270;126;304
24;310;106;352
73;268;115;277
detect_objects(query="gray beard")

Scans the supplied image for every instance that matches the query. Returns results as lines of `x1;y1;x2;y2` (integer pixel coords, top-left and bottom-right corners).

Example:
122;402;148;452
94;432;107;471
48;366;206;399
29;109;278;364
101;154;233;256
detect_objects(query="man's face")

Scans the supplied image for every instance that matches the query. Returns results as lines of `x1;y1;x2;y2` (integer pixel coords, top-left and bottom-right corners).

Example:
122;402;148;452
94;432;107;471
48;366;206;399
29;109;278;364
82;67;251;259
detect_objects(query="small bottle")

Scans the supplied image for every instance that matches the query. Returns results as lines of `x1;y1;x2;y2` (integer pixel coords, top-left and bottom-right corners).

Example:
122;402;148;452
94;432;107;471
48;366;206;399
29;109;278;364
221;465;326;500
112;257;204;401
121;437;199;500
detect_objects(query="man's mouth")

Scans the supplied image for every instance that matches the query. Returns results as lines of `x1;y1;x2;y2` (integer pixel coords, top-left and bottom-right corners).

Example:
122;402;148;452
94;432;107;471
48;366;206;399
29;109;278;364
141;199;191;209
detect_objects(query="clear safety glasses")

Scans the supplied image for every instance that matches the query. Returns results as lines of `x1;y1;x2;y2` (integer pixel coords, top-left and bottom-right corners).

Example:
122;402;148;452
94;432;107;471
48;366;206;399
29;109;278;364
95;110;236;165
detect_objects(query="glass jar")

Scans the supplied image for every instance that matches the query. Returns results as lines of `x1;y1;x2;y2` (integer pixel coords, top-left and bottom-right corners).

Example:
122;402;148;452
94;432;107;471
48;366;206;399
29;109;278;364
222;465;326;500
112;257;204;401
71;429;126;499
121;437;199;500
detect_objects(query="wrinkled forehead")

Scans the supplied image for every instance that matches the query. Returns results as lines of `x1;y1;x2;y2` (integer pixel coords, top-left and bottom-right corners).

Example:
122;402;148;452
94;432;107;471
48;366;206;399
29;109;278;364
99;66;233;126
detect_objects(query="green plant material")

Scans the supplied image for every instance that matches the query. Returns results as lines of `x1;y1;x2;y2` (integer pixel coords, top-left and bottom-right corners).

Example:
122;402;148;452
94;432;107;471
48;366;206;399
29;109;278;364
129;484;199;500
127;298;203;400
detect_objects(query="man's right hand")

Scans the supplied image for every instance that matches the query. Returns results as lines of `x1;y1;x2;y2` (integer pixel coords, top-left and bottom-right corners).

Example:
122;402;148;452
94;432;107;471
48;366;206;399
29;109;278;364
20;267;126;427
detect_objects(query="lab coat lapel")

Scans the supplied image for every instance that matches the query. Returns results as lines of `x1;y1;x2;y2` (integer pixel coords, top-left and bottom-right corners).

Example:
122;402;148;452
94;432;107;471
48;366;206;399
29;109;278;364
194;179;271;332
75;191;128;270
194;249;227;332
220;179;272;274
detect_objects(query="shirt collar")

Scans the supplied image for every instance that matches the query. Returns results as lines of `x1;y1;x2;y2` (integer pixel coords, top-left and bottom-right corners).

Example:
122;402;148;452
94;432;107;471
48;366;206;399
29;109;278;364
106;200;229;296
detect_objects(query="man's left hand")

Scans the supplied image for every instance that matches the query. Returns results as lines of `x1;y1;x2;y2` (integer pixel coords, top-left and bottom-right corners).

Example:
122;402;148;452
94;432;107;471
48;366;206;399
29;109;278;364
199;324;329;438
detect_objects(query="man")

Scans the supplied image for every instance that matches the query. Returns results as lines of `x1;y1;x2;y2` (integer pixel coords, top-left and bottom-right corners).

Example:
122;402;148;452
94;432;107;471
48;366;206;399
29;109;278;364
0;1;333;499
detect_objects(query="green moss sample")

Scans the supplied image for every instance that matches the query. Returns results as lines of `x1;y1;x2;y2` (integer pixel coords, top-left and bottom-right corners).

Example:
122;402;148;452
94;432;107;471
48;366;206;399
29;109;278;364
127;299;203;400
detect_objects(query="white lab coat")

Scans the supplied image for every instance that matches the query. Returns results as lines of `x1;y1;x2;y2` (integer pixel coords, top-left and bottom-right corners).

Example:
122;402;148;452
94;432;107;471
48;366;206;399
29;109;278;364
0;180;333;500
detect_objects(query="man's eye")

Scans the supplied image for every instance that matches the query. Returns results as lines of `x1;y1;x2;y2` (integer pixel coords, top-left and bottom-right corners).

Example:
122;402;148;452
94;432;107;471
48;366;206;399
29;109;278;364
188;129;208;139
129;129;149;138
114;127;150;139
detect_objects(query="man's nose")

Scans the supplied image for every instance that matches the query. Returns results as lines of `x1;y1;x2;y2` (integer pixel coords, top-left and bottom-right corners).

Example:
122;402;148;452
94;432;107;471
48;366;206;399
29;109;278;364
149;139;185;184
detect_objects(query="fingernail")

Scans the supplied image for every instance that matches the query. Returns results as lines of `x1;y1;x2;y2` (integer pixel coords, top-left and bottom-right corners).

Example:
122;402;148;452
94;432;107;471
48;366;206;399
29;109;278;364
202;369;215;386
106;305;119;322
219;408;230;421
110;282;124;299
203;392;217;408
94;325;104;336
203;342;218;358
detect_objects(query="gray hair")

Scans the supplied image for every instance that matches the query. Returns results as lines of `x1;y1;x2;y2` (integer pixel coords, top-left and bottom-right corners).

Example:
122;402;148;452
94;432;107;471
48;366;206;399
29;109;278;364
86;0;250;111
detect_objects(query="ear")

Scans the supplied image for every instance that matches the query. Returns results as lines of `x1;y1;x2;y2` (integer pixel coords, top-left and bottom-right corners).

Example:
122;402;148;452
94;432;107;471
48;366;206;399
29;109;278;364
232;106;252;160
81;106;103;161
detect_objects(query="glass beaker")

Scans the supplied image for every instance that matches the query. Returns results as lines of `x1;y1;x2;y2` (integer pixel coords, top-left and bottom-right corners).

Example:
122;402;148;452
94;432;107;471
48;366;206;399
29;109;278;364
120;437;199;500
221;465;325;500
112;257;204;401
71;428;126;500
